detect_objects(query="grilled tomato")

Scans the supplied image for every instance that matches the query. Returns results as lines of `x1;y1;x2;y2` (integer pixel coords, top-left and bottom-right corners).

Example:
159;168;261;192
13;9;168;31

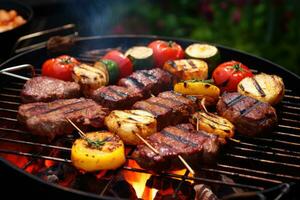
42;55;80;81
212;61;253;92
148;40;184;68
71;131;126;172
103;50;133;78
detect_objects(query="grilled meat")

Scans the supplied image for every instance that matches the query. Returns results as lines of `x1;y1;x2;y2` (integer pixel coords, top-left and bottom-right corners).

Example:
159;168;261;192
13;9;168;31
133;124;220;171
18;98;109;140
216;92;277;136
21;76;81;103
118;68;173;97
90;85;143;110
132;91;197;130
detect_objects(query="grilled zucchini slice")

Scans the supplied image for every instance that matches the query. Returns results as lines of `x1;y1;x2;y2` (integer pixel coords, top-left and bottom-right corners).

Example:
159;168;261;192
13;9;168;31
71;131;125;172
125;46;154;71
237;73;284;105
72;63;109;96
185;43;220;73
191;111;234;143
174;80;220;105
163;59;208;81
105;110;157;145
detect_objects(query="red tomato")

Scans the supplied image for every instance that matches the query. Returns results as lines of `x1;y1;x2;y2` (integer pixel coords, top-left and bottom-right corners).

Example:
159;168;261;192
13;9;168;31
103;50;133;78
148;40;184;67
212;60;253;92
42;55;79;81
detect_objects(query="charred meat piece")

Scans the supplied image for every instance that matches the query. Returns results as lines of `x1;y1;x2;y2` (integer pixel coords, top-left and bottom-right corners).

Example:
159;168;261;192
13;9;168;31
90;85;143;110
132;91;197;130
118;68;173;97
217;92;277;136
132;98;173;130
21;76;81;103
18;98;109;140
133;124;220;171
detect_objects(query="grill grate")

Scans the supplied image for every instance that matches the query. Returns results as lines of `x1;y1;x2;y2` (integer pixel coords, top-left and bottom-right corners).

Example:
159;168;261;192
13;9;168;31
0;56;300;199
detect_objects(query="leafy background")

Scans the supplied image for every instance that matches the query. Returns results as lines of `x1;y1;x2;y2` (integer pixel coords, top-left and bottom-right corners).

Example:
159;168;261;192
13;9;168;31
105;0;300;75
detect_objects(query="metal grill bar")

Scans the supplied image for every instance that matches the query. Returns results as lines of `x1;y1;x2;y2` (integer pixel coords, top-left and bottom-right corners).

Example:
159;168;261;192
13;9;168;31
225;153;300;168
0;149;71;163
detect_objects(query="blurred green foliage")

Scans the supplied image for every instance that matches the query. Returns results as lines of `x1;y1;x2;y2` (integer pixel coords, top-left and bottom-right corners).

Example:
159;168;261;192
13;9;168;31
111;0;300;75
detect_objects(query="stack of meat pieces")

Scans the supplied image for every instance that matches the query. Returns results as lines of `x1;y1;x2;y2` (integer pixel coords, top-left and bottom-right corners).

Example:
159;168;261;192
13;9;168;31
18;68;174;139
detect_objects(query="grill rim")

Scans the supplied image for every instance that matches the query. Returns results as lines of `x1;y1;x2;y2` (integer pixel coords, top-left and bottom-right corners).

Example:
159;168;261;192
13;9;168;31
0;34;299;199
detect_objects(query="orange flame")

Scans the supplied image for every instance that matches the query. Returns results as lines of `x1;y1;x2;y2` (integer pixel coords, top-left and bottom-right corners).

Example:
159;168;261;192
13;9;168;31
123;160;158;200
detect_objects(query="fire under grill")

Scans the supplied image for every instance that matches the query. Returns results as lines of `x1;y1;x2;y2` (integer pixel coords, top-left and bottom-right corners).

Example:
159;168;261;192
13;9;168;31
0;35;299;200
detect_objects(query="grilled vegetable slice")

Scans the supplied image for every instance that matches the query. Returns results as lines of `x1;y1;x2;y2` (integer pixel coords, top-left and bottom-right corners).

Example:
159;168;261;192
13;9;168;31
99;59;120;84
191;111;234;143
185;43;220;72
125;46;154;71
71;131;126;172
72;63;109;95
163;59;208;81
174;80;220;105
105;110;157;145
238;73;285;105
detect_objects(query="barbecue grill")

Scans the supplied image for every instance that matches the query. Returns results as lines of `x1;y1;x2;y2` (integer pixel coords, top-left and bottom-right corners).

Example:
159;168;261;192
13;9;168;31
0;34;299;200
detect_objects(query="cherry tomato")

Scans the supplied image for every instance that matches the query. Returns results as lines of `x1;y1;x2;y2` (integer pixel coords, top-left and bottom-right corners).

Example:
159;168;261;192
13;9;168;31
42;55;79;81
212;60;253;92
148;40;184;67
103;50;133;78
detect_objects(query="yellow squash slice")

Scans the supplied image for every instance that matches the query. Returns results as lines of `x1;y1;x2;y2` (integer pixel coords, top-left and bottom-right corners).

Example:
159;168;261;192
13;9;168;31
71;131;125;172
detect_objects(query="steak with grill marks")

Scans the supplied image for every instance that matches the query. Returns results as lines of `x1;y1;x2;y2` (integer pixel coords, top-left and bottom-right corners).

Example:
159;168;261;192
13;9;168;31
21;76;81;103
18;98;109;140
118;68;173;97
133;124;220;171
90;85;143;110
132;91;197;130
216;92;277;136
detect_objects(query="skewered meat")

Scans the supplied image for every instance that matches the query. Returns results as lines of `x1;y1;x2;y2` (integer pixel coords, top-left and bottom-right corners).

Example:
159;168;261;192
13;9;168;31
21;76;81;103
18;98;109;140
133;124;220;171
118;68;173;97
90;85;143;110
132;91;197;130
217;92;277;136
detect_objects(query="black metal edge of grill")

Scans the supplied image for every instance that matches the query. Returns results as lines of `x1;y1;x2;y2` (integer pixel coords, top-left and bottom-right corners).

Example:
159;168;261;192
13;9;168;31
0;34;299;200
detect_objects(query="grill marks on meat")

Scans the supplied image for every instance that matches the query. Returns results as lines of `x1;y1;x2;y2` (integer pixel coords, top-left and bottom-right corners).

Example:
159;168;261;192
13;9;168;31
217;92;277;136
133;124;220;171
21;76;81;103
118;68;173;97
90;85;143;110
18;98;109;140
132;91;197;130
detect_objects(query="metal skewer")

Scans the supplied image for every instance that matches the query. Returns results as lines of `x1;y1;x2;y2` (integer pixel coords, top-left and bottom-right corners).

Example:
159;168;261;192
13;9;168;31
0;64;35;81
66;118;195;175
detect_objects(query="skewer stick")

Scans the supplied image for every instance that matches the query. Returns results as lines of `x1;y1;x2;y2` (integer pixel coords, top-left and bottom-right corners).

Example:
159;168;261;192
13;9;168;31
200;98;208;113
66;118;86;138
178;155;195;175
66;118;195;175
133;132;159;155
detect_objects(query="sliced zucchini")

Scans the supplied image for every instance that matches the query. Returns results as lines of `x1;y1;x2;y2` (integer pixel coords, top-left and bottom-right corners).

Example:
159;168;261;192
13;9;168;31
105;110;157;145
185;43;220;73
163;59;208;81
237;73;285;105
72;63;109;96
190;111;234;144
99;59;120;84
125;46;154;71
